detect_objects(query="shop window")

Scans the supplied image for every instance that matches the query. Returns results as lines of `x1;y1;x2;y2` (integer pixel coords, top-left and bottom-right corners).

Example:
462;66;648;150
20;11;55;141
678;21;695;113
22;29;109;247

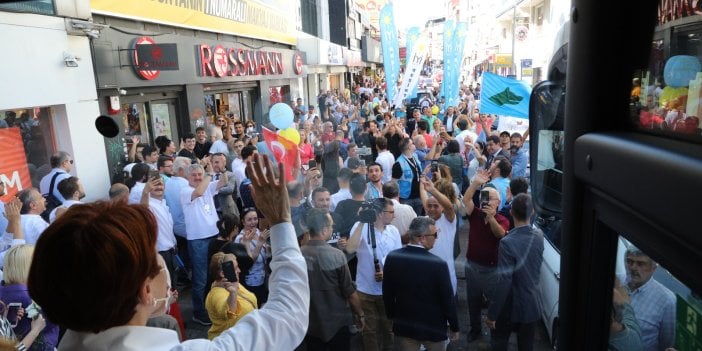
634;23;702;142
0;107;56;189
0;0;54;15
205;92;254;123
269;87;284;104
121;103;150;145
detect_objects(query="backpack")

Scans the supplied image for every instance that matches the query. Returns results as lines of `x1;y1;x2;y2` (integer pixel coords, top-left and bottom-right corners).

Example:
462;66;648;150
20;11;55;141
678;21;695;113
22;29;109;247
41;172;63;222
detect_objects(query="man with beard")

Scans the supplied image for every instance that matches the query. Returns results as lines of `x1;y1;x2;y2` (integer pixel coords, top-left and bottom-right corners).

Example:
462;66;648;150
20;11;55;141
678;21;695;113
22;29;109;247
365;163;384;201
509;133;528;178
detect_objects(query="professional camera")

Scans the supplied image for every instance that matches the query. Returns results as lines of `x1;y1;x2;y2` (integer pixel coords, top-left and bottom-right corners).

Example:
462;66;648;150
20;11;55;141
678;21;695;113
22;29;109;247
358;200;382;223
357;146;372;156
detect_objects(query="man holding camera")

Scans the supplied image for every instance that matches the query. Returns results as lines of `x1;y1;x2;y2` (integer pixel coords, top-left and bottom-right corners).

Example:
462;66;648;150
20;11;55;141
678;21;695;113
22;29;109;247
462;169;510;342
342;198;402;351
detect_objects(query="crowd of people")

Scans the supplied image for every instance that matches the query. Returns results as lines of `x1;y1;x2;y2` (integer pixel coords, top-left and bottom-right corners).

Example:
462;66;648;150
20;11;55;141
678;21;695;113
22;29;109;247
0;82;677;351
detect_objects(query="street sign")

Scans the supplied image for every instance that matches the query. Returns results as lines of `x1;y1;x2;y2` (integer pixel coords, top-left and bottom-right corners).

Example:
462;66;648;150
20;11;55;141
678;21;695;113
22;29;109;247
676;294;702;350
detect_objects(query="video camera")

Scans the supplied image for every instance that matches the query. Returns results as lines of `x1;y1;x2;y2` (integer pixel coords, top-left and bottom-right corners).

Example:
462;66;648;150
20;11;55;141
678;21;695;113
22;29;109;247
358;199;382;223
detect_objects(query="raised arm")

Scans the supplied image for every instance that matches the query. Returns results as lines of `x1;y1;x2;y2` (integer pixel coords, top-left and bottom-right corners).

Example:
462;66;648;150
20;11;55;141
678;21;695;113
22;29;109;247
191;157;213;201
4;198;23;240
345;221;364;254
421;176;455;222
463;169;489;216
190;154;309;350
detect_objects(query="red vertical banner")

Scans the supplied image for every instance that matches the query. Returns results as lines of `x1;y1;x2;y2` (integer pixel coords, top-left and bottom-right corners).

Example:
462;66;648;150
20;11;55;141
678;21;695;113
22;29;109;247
0;127;32;202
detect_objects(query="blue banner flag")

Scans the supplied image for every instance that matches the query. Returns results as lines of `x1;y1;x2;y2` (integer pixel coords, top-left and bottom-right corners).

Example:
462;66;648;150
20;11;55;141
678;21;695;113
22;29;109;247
480;72;532;118
380;4;401;102
440;20;455;104
405;26;421;99
449;22;468;107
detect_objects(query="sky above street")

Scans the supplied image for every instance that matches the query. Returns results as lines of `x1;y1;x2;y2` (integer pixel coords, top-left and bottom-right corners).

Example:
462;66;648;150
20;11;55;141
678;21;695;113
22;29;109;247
392;0;446;31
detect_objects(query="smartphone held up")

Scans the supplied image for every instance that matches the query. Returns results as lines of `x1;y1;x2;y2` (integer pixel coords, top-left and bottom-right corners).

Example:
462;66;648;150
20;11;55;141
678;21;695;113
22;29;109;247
221;260;237;283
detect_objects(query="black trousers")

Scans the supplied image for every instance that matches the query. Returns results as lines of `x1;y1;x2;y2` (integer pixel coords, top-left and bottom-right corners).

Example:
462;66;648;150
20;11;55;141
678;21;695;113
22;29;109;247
490;295;537;351
303;326;351;351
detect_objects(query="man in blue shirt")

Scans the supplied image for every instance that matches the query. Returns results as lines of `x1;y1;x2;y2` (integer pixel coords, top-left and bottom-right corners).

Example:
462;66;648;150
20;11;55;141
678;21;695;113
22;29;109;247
509;133;528;178
625;247;676;351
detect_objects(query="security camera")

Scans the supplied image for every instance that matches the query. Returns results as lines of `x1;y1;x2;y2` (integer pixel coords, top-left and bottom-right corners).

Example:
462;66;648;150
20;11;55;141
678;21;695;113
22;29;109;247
64;52;80;67
84;29;100;39
119;89;127;95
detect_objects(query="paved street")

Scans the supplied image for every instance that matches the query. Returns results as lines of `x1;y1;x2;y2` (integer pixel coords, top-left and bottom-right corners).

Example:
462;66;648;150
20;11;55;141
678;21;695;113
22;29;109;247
177;220;553;350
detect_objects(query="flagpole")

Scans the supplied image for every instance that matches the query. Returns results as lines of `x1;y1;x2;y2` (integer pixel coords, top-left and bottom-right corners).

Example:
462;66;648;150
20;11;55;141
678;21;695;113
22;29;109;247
511;5;516;77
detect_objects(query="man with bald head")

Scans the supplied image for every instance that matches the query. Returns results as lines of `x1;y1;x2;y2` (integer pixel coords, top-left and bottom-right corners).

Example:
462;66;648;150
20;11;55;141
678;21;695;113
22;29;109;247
462;169;510;342
109;183;130;203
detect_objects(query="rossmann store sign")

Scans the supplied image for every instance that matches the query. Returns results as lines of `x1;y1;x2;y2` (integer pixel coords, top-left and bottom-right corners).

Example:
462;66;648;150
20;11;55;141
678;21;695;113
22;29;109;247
196;43;304;79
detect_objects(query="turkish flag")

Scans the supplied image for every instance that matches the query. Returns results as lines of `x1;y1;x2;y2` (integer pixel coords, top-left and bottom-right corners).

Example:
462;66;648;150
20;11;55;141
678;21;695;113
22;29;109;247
262;127;299;182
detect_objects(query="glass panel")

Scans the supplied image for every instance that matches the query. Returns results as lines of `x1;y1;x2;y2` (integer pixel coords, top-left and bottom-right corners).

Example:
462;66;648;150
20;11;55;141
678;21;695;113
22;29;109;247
151;103;173;140
0;0;54;15
122;103;150;145
0;107;56;189
227;92;242;119
633;3;702;141
268;86;284;105
242;91;252;122
613;236;702;351
528;81;565;216
204;94;216;125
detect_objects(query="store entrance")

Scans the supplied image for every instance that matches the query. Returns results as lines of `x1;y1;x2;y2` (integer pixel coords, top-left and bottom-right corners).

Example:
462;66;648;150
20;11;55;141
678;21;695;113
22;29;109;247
204;89;257;123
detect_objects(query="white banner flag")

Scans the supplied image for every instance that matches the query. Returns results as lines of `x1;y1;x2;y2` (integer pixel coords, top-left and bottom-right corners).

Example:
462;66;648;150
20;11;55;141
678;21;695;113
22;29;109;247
393;33;430;108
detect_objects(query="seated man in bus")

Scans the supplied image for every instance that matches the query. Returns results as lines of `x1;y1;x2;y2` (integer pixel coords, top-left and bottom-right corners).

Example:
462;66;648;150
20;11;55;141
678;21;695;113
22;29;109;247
624;246;676;351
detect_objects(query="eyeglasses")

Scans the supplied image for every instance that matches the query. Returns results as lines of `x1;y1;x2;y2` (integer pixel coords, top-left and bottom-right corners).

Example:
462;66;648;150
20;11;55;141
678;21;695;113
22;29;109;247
383;210;395;214
423;232;438;238
67;160;74;164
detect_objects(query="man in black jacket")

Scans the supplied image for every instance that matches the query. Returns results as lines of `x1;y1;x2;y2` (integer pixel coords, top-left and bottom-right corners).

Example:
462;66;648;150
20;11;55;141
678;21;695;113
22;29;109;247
382;216;460;350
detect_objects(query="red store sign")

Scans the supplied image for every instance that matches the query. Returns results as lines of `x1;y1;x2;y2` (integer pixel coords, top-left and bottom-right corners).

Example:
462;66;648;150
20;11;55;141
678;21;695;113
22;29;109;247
198;44;297;78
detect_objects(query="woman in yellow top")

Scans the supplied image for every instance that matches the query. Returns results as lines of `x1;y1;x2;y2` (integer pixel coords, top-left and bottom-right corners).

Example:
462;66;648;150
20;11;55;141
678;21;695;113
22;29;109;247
205;251;258;339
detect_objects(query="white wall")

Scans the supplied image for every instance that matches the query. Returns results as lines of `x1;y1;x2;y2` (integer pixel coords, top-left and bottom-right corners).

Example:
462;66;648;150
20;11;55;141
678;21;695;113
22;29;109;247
0;11;109;200
0;13;97;109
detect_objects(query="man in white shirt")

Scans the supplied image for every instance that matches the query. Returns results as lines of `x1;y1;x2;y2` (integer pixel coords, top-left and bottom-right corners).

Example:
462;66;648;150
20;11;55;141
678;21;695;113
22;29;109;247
382;181;417;243
141;176;178;281
180;158;228;326
141;145;160;171
17;188;49;245
342;198;402;351
374;137;395;183
49;176;85;223
39;151;73;203
128;163;151;205
419;177;458;294
232;145;257;192
455;119;479;155
330;168;353;212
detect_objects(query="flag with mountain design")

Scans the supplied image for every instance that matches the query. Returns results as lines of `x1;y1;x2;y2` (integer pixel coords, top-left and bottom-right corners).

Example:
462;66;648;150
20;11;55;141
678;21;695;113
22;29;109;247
480;72;531;118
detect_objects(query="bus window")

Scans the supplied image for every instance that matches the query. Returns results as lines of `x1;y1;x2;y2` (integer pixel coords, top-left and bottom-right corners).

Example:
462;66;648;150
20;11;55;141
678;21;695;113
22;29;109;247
614;235;701;351
633;6;702;142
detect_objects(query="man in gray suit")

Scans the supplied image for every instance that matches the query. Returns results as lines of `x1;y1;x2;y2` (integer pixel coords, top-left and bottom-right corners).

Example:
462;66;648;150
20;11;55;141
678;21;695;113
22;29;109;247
486;193;544;351
211;152;239;219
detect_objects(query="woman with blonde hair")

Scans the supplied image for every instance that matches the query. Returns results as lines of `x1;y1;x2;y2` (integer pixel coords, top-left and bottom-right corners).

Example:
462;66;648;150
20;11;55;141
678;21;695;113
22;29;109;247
0;245;55;351
298;130;314;167
205;251;257;339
